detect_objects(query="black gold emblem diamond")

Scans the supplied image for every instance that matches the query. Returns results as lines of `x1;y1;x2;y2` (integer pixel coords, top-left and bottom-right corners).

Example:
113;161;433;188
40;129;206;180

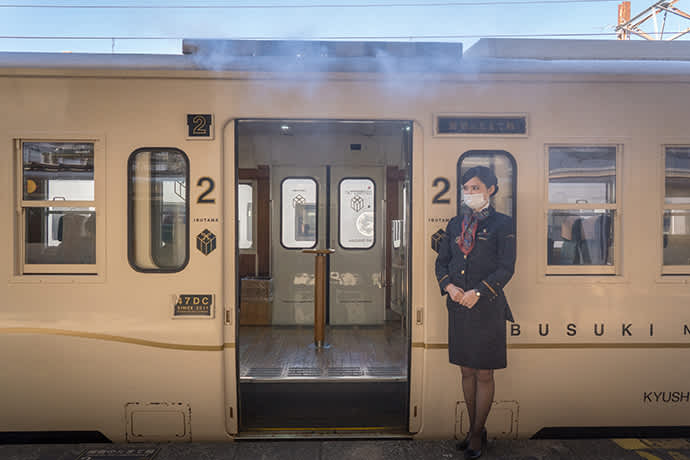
350;194;365;212
196;229;217;255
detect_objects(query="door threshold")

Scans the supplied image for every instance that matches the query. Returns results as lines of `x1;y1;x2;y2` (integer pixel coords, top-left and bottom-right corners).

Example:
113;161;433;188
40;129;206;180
235;428;412;440
239;381;407;428
240;376;407;383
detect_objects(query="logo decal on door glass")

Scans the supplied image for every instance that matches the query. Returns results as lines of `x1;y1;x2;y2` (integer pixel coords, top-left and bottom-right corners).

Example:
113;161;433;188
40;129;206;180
292;194;306;208
350;194;365;212
356;211;374;237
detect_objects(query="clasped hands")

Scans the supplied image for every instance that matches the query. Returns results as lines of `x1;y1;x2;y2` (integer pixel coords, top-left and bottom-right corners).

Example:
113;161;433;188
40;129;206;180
444;284;480;308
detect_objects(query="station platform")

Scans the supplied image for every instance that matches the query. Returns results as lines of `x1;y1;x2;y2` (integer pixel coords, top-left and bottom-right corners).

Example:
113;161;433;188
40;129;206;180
2;438;690;460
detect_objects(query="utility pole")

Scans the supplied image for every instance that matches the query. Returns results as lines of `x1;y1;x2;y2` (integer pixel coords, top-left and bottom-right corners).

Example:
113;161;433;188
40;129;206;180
616;0;690;40
617;1;631;39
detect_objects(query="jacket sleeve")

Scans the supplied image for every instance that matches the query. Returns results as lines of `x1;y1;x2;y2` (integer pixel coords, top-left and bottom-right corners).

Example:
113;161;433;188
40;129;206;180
476;217;516;300
434;220;454;295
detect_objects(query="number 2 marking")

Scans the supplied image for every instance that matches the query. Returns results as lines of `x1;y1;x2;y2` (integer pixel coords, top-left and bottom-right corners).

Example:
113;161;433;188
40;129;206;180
197;177;216;204
192;115;208;135
432;177;451;204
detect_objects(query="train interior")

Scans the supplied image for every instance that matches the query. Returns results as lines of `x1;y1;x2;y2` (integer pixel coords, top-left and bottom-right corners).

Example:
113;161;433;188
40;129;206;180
236;120;412;430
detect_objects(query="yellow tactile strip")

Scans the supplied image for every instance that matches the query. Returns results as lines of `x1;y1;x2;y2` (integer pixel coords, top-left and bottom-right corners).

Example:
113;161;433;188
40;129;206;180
614;438;690;460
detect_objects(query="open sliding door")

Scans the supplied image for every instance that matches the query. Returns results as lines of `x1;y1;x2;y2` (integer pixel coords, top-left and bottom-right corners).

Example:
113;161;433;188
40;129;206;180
234;120;413;433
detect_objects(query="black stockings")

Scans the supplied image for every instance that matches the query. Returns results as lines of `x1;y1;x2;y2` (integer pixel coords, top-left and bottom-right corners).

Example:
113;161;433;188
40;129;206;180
460;367;494;450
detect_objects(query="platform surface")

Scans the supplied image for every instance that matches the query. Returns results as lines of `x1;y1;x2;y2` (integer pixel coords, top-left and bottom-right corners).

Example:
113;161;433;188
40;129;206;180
2;438;690;460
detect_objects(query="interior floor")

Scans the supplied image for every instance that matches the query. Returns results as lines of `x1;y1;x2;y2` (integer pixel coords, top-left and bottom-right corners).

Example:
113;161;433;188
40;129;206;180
239;321;407;381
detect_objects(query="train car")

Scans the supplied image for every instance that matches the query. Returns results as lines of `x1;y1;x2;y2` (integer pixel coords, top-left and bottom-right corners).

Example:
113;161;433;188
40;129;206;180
1;38;689;443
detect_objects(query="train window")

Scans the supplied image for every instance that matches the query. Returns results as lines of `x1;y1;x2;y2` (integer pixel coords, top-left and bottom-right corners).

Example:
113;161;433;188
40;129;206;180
20;141;97;273
457;150;517;223
663;147;690;273
238;183;254;250
339;178;375;249
23;142;94;201
549;146;616;204
546;145;619;275
547;210;614;266
281;177;317;249
128;148;189;273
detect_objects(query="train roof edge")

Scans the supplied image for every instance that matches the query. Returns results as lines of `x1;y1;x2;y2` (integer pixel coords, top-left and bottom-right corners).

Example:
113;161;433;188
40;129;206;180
464;38;690;61
181;39;463;59
180;39;463;73
2;38;690;75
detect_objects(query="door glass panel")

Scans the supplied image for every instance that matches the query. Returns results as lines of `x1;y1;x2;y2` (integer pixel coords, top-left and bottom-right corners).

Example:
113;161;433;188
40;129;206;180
281;178;317;248
339;178;375;249
128;149;189;272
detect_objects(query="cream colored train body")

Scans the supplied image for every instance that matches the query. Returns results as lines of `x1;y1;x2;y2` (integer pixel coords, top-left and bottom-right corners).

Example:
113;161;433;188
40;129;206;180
1;38;689;442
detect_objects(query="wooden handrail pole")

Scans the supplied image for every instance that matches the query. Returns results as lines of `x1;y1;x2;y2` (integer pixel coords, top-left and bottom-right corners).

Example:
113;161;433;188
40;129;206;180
314;254;326;346
303;249;335;349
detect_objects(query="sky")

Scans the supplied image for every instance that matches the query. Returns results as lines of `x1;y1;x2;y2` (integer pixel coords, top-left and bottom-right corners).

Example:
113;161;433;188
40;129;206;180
0;0;688;55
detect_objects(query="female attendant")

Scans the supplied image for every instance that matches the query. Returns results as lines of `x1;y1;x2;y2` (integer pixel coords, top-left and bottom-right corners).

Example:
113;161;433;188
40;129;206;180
434;166;516;459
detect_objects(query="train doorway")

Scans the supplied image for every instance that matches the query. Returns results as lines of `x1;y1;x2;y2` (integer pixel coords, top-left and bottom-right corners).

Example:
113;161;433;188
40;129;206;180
235;120;412;432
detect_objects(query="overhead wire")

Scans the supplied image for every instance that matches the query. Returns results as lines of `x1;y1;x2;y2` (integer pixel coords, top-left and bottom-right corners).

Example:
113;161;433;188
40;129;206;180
0;0;621;7
4;32;690;39
1;1;685;42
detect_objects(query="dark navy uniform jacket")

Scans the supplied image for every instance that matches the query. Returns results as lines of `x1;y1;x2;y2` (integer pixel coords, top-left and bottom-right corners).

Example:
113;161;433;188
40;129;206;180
435;207;516;322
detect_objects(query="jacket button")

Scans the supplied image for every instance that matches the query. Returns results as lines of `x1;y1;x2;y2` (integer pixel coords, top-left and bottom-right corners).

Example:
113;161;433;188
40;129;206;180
461;270;465;275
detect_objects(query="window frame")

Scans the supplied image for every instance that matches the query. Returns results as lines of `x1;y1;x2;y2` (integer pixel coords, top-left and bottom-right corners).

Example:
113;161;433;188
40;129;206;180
279;176;318;250
337;176;377;250
16;138;103;276
661;144;690;276
544;143;622;276
127;147;190;274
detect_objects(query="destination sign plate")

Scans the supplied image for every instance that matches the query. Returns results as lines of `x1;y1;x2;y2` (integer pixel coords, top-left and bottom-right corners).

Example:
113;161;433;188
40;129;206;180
437;116;527;135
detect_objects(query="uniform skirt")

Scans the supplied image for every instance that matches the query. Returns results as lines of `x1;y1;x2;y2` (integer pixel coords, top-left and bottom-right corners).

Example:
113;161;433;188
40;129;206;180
447;297;507;369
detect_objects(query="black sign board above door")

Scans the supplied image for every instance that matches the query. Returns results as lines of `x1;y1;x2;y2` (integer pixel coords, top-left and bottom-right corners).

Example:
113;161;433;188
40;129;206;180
437;116;527;135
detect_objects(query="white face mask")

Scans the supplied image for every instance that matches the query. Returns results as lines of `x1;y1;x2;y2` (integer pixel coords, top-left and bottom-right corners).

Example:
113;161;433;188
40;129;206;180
463;192;487;210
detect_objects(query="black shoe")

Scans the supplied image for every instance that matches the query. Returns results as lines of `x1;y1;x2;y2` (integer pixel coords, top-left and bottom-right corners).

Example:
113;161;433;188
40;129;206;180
463;429;487;459
457;428;486;451
456;432;471;451
464;448;481;459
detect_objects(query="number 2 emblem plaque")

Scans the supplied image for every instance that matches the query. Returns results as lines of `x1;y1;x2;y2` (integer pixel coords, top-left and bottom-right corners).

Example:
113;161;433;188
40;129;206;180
186;114;214;140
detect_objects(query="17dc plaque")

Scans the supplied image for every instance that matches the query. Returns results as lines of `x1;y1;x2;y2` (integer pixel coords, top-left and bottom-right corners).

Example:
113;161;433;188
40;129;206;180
173;294;214;318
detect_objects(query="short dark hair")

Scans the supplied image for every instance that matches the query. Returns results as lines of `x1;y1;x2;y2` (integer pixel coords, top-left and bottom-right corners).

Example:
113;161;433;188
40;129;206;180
462;166;499;196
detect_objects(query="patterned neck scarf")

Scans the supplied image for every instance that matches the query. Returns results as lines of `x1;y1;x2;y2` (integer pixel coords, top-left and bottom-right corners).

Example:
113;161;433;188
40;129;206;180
457;204;492;255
